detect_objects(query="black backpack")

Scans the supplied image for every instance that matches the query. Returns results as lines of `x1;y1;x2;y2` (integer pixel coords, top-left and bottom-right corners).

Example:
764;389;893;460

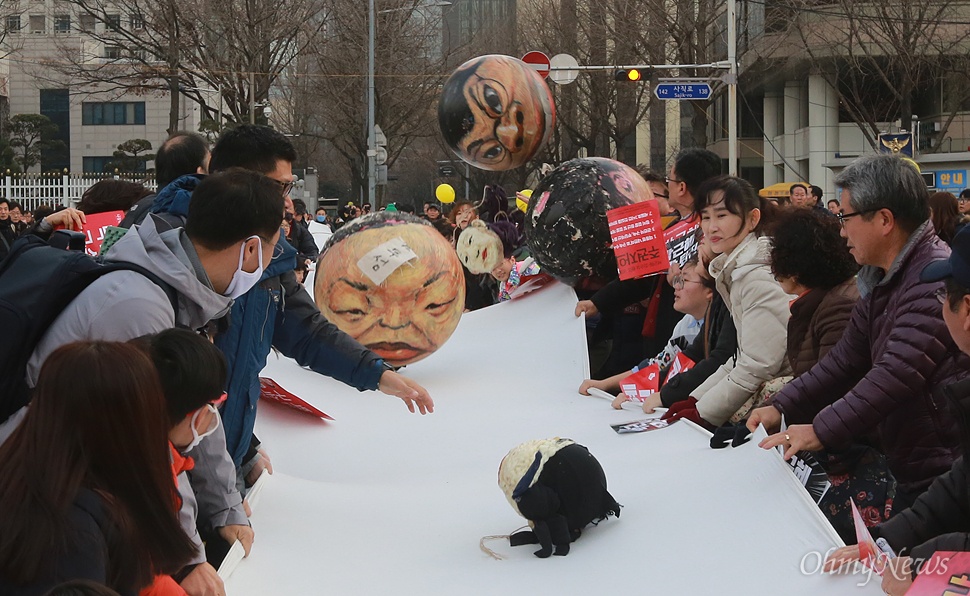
0;230;177;422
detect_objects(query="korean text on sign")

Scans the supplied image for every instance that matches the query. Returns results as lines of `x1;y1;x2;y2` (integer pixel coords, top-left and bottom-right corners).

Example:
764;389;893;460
607;201;669;280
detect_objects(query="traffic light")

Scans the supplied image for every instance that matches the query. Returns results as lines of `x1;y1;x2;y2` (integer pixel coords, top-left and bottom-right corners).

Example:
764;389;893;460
614;69;642;82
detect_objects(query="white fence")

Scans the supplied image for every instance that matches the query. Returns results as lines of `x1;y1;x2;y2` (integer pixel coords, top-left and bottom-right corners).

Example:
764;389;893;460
3;173;157;212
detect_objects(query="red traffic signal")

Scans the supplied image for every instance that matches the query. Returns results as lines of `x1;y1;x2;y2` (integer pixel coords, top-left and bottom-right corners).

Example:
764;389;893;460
614;69;642;82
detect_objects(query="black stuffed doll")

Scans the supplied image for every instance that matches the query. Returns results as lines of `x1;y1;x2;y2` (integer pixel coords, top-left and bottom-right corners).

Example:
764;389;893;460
498;438;620;558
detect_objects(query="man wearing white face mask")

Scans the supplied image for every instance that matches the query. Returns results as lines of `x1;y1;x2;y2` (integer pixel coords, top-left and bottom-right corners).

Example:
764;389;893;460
6;169;283;595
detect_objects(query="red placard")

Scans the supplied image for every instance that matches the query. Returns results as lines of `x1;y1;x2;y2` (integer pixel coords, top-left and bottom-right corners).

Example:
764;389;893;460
664;352;696;385
508;272;555;300
521;51;551;78
259;377;334;420
619;364;660;402
907;551;970;595
54;210;125;256
607;201;669;280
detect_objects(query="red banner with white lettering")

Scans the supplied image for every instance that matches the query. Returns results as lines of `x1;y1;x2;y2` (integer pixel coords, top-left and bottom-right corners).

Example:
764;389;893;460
607;201;669;280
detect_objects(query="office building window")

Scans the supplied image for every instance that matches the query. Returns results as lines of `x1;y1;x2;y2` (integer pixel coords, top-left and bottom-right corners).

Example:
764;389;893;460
79;14;95;32
40;89;70;172
6;15;20;33
130;14;144;30
82;101;146;125
83;156;115;173
105;13;121;29
29;14;44;33
103;45;123;59
54;15;70;33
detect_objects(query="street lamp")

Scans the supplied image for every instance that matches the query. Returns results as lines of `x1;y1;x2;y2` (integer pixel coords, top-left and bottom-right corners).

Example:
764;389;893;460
367;0;452;208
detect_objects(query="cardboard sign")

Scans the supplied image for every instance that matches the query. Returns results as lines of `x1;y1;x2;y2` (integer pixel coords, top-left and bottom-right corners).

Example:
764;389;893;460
356;237;418;286
619;364;660;401
259;377;334;420
907;551;970;595
607;201;669;280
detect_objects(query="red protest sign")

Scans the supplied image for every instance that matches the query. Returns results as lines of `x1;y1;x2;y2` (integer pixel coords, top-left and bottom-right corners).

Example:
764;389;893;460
259;377;334;420
81;210;124;256
663;352;696;385
54;210;125;256
619;364;660;402
607;201;669;280
908;551;970;595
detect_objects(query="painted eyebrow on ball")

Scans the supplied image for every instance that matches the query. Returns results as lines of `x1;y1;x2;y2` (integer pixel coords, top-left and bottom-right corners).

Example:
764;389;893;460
338;278;370;291
423;272;446;288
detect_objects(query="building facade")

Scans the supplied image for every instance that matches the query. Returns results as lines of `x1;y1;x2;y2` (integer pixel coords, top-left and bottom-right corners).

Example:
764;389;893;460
2;3;204;173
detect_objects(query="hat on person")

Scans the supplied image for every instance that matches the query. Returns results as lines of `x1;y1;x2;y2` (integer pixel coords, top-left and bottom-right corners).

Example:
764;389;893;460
921;226;970;286
426;203;441;212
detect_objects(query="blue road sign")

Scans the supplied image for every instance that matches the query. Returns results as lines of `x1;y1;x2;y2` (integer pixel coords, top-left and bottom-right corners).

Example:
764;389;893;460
654;83;712;100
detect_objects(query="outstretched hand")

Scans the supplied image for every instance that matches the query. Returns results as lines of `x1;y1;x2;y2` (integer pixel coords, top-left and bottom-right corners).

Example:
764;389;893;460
379;370;434;414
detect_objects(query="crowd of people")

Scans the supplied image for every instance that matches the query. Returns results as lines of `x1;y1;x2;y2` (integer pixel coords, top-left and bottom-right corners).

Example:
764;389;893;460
575;150;970;594
3;125;970;595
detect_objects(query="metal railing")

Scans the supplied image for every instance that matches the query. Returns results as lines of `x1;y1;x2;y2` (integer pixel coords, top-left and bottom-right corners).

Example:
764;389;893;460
2;172;157;212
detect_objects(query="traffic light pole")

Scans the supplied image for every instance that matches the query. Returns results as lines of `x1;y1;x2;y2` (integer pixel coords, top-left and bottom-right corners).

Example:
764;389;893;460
366;0;377;209
727;0;738;176
550;0;740;176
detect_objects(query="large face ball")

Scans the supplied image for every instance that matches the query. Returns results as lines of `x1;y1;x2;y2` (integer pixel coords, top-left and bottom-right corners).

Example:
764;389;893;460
438;55;555;172
314;213;465;366
524;158;654;283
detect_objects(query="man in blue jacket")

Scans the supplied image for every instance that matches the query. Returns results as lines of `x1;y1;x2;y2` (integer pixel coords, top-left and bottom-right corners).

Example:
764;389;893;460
149;125;434;480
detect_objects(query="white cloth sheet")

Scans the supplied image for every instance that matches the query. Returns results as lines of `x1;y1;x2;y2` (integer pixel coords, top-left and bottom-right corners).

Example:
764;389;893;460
225;282;882;595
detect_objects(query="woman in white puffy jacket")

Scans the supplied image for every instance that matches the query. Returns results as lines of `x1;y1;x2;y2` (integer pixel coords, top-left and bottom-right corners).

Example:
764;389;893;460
662;176;792;429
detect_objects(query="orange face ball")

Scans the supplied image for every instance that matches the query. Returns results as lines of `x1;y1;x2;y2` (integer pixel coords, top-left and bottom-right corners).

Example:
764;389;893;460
315;213;465;366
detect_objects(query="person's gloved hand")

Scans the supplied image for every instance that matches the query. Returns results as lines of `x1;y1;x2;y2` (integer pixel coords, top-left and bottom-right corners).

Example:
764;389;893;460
710;423;753;449
661;397;715;431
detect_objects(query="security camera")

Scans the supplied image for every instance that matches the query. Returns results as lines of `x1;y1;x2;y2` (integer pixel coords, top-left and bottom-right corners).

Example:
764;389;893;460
263;105;272;117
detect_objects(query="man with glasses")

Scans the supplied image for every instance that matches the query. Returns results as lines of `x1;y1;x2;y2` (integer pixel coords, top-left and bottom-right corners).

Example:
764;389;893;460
146;125;435;564
201;125;435;460
750;154;969;510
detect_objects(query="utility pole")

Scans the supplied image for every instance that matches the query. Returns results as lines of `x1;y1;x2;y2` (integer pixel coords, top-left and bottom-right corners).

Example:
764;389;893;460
366;0;377;209
727;0;738;176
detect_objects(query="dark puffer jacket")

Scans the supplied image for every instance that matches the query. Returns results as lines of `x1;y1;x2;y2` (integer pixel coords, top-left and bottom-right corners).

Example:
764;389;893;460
786;278;859;377
771;222;968;495
872;378;970;569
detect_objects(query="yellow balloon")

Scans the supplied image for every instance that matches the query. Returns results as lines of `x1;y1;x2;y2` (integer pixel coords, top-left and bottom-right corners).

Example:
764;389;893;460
516;189;533;213
900;157;921;173
436;183;456;203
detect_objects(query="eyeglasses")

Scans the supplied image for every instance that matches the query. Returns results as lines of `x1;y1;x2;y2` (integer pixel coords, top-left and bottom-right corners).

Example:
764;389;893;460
665;176;685;185
654;192;670;199
275;179;295;197
935;287;948;305
671;275;704;289
959;197;970;203
836;209;877;228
